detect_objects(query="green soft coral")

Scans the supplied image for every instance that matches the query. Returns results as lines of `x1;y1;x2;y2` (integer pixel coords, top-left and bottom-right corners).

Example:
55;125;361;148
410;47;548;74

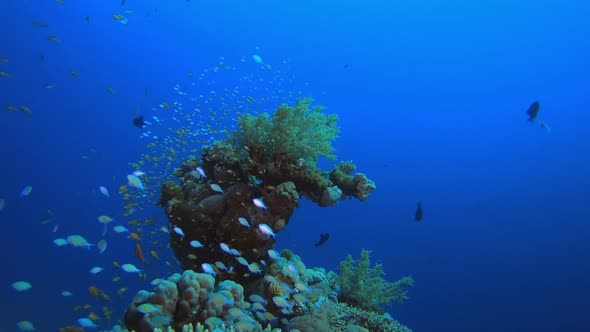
338;249;414;312
237;98;339;165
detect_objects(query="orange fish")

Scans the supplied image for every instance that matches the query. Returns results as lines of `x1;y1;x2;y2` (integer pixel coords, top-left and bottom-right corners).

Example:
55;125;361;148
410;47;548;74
134;243;144;264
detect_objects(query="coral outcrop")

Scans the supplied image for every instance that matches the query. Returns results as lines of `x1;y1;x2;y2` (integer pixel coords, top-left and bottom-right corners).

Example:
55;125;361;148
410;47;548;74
117;101;412;332
159;100;376;280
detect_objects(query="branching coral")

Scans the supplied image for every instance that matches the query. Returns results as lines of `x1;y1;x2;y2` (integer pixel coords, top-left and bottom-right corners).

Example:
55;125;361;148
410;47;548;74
236;98;339;165
337;250;414;312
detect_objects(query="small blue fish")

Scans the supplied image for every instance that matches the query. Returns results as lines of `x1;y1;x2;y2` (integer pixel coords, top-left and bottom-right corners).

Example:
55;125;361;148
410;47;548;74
252;198;267;210
77;318;97;328
127;174;144;191
210;183;224;193
89;266;104;274
19;185;32;197
252;54;263;64
190;240;203;248
258;224;276;238
237;217;250;228
219;243;231;254
195;167;206;178
173;226;185;237
201;263;216;276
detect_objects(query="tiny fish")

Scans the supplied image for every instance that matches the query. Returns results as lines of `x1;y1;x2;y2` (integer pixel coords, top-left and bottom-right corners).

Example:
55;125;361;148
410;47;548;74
526;101;540;122
415;202;423;221
201;263;216;276
267;249;279;260
237;217;250;228
137;303;161;315
53;238;68;246
132;170;146;177
127;174;144;191
210;183;224;193
89;266;104;274
252;198;267;210
99;186;110;198
252;54;263;64
19;185;33;197
190;240;203;248
195;167;206;178
258;224;276;238
61;291;73;296
219;243;231;254
67;235;93;249
135;243;145;263
12;281;32;291
77;318;96;328
97;239;107;254
113;225;129;233
17;321;35;331
121;263;141;273
173;226;185;237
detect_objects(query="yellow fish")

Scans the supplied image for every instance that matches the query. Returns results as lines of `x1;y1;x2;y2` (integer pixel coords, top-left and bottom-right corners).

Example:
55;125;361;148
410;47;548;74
48;36;61;42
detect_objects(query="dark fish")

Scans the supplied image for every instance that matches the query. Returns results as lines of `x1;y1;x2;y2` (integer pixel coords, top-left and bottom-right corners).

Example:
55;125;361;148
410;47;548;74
121;0;126;6
415;202;423;221
133;115;145;129
314;233;329;247
32;21;48;28
526;101;540;122
343;64;349;69
85;16;90;23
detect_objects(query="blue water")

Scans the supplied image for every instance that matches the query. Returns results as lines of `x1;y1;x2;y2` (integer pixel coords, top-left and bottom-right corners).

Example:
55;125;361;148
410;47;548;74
1;0;589;331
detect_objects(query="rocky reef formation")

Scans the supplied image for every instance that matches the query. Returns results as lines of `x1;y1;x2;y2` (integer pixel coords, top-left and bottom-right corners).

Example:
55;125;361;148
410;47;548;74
158;99;376;281
119;100;413;332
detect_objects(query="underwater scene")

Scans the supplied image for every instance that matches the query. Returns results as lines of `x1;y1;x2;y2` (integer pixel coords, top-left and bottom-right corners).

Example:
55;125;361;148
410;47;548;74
1;0;589;331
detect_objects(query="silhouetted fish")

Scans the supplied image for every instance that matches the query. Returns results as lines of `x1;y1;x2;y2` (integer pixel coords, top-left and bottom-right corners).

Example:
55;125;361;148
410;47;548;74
415;202;423;221
526;101;540;122
133;115;145;129
314;233;329;247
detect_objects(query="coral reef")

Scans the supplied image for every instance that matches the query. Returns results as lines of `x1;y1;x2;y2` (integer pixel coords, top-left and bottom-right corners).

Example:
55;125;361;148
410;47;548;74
121;251;412;332
159;100;376;280
117;101;413;332
337;250;414;312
